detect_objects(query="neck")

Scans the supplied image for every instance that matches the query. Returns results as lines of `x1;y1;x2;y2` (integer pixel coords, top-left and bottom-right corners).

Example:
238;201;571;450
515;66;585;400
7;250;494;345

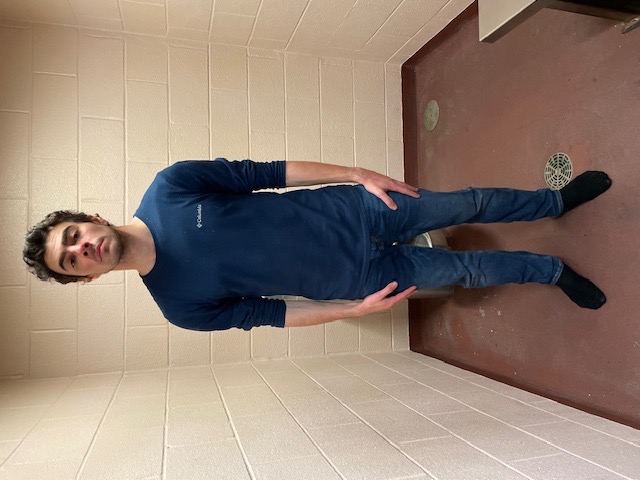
113;218;156;275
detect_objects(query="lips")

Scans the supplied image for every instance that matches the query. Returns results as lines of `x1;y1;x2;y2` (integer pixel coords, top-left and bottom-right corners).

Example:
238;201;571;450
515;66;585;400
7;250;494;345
97;241;103;262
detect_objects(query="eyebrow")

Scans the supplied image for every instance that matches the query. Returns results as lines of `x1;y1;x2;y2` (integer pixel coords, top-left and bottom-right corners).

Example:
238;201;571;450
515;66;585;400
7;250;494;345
58;226;71;272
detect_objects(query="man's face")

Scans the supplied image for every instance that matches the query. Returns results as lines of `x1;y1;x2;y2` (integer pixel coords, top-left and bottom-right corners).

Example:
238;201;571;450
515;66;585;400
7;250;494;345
44;219;124;281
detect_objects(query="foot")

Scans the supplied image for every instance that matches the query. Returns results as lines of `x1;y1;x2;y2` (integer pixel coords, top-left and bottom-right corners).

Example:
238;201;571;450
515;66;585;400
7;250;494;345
556;263;606;309
560;171;611;214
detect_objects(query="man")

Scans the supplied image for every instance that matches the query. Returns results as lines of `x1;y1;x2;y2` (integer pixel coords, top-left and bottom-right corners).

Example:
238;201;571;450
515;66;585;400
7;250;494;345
24;159;611;331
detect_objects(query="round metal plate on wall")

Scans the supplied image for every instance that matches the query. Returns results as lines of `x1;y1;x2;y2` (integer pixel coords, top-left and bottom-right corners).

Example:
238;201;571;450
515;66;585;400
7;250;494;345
544;152;573;190
423;100;439;132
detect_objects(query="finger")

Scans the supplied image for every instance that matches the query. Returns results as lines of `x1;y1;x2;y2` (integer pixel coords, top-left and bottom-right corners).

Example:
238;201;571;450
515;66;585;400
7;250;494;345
363;281;396;302
392;181;421;198
394;285;417;302
384;281;399;293
376;281;399;298
376;191;398;210
367;281;398;301
383;286;417;308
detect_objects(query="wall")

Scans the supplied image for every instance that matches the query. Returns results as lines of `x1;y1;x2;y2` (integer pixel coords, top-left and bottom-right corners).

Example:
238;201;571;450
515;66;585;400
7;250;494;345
1;352;638;479
0;0;474;64
0;0;474;378
0;22;413;378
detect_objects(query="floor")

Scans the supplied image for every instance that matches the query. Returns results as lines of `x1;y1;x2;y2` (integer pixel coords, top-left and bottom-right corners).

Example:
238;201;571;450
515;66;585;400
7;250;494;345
403;4;640;428
2;355;639;480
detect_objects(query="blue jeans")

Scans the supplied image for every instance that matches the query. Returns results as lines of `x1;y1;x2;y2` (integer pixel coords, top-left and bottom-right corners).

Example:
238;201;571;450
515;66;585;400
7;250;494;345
356;185;565;296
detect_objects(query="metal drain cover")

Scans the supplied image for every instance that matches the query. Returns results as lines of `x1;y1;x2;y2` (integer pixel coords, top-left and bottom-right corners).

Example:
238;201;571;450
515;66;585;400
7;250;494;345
423;100;439;132
544;152;573;190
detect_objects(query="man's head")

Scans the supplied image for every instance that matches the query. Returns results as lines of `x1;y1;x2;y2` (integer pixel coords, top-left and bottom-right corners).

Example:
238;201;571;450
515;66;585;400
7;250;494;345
24;211;125;284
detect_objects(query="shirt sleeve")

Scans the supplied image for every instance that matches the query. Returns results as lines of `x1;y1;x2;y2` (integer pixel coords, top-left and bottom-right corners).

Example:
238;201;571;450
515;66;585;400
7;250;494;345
168;297;287;331
158;158;287;194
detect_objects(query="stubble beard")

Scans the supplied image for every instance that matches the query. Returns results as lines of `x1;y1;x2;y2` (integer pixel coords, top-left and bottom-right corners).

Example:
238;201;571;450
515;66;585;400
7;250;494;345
107;226;126;269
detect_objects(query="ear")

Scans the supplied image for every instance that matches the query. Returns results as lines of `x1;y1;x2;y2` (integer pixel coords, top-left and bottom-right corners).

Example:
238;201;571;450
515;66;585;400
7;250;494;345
85;273;102;283
90;214;109;226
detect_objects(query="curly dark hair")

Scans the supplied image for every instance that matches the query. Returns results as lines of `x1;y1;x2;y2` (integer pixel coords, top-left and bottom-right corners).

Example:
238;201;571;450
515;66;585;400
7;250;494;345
23;210;96;284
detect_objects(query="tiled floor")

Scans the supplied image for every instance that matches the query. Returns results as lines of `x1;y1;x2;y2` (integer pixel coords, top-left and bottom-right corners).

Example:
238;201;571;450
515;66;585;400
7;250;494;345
1;352;638;479
403;4;640;427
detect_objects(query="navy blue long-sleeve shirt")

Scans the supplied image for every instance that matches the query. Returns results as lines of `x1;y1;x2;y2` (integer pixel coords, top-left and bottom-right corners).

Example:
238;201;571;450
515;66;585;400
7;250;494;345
134;159;370;331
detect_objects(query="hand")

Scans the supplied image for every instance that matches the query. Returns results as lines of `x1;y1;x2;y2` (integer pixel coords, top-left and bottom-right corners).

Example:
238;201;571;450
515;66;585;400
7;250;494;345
353;281;417;317
355;168;420;210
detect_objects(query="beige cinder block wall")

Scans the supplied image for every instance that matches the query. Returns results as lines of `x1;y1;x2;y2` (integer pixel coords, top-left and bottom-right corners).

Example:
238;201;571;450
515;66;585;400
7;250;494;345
0;0;473;379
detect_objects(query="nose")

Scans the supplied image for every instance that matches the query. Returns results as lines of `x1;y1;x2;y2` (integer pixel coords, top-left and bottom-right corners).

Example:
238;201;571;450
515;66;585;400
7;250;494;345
69;242;93;257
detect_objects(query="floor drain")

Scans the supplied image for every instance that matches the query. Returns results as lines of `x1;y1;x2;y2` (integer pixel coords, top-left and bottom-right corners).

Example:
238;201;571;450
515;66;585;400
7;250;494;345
544;152;572;190
423;100;439;132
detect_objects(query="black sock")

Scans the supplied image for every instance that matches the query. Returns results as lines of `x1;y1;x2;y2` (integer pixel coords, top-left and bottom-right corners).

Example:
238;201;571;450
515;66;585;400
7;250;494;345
556;264;606;309
560;171;611;213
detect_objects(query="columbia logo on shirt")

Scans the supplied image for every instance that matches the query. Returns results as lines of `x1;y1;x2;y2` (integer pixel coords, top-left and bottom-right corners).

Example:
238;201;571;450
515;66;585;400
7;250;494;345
196;204;203;228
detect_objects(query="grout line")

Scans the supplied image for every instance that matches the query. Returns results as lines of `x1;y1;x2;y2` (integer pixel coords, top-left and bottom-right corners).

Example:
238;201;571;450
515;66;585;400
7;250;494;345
362;353;637;480
122;30;130;374
510;452;565;464
24;154;81;161
384;63;390;179
208;0;217;46
245;47;254;359
448;374;640;445
315;55;328;354
207;40;213;155
523;409;640;446
74;26;81;380
397;435;452;446
350;59;356;171
246;0;264;50
116;0;124;30
75;373;125;479
390;474;434;480
31;70;76;77
366;0;405;46
206;39;213;366
246;47;251;170
283;53;288;162
166;42;172;165
122;159;170;165
79;114;125;121
30;328;77;333
300;420;363;431
249;363;348;480
0;377;76;469
325;0;358;50
0;22;29;30
388;0;452;65
520;419;568;428
68;3;79;25
164;40;208;51
210;366;256;480
26;23;35;382
126;78;167;85
286;358;434;478
283;0;311;51
0;108;30;114
337;355;540;480
282;53;292;356
208;85;248;94
161;369;169;480
163;0;169;42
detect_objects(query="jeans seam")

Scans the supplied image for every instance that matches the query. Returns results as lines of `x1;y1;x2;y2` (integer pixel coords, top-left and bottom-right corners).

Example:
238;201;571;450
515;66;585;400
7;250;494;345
553;189;564;216
550;259;564;285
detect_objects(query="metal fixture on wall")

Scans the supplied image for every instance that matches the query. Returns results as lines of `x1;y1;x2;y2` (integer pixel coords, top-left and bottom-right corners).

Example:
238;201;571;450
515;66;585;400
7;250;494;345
423;100;439;132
